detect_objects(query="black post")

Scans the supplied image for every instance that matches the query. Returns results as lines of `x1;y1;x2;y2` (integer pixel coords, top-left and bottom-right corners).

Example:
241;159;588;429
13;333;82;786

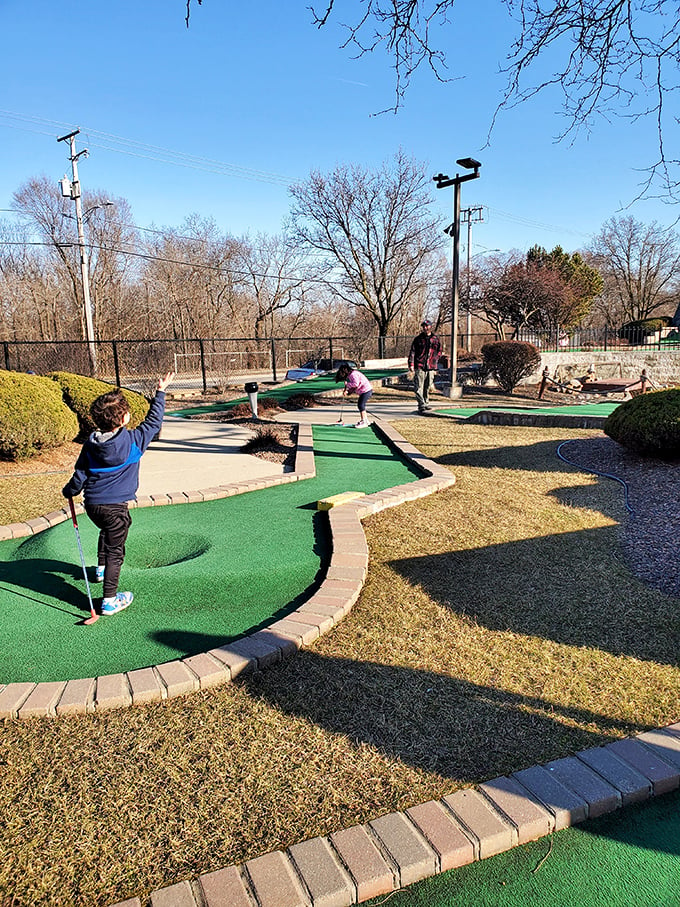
604;326;608;352
329;337;334;366
112;341;121;387
270;338;278;383
199;339;208;393
3;341;9;371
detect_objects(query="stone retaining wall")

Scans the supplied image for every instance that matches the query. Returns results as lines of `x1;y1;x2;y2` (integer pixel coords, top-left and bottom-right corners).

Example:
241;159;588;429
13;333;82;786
529;350;680;386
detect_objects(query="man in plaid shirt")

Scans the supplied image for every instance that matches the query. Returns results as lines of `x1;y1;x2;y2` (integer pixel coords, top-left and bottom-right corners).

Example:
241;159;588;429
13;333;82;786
408;320;442;413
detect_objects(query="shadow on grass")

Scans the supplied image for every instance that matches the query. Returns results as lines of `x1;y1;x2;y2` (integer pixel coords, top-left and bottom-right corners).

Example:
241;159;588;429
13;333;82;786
435;438;589;473
0;558;90;615
242;650;648;786
388;524;680;666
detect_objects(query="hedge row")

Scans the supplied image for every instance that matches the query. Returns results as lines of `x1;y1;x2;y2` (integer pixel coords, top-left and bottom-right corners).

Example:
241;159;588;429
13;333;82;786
0;370;150;462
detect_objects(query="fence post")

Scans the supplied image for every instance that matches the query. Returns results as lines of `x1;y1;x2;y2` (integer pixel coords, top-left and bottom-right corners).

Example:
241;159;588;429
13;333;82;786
604;326;608;352
3;341;9;371
329;337;334;366
199;339;208;393
112;341;121;387
270;338;278;383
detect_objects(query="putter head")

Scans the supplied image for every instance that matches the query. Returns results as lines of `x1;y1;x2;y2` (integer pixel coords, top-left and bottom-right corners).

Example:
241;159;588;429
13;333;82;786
83;613;99;625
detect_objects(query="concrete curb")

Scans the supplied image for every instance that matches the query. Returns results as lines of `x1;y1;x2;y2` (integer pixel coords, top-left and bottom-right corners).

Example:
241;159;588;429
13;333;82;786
0;419;454;720
111;722;680;907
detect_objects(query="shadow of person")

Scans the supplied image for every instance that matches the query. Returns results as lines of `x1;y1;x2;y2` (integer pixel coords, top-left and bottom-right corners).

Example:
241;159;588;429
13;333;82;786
0;557;90;615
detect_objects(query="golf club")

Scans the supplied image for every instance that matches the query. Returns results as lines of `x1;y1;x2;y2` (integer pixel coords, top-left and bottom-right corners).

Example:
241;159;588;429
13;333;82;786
336;391;346;424
68;497;98;625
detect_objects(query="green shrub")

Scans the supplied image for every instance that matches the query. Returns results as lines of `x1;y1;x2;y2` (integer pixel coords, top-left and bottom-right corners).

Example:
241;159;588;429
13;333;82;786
48;372;149;438
0;370;79;460
604;388;680;458
481;341;541;393
618;318;671;342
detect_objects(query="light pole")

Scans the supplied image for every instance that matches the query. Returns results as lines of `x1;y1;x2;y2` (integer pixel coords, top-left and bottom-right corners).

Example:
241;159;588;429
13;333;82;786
434;158;481;398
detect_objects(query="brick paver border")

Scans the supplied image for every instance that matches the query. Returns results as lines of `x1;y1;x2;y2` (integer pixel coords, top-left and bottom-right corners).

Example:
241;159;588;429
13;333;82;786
435;408;609;430
111;722;680;907
0;418;455;720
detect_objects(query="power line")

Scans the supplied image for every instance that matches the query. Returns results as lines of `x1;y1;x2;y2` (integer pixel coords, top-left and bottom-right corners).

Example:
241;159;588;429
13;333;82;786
0;109;295;187
0;239;337;287
485;205;590;239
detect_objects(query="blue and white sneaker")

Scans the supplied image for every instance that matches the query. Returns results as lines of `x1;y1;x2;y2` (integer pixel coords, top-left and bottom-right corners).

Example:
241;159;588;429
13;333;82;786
101;591;133;616
94;566;105;583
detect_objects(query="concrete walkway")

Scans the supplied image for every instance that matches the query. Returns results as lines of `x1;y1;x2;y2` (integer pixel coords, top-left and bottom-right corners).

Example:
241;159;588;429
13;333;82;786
137;415;284;497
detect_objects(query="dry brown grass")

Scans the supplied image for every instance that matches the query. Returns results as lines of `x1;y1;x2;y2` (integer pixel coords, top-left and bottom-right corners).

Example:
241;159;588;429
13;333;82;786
1;420;679;906
0;442;80;524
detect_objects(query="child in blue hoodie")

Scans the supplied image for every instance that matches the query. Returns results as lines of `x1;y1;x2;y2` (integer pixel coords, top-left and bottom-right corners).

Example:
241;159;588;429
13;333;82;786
63;371;174;615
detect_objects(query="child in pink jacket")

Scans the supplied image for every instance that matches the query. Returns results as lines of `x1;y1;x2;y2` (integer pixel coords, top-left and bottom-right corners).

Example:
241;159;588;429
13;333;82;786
335;362;373;427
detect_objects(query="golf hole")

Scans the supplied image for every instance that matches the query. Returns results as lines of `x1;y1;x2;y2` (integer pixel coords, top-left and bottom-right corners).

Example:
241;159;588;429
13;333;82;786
127;532;212;569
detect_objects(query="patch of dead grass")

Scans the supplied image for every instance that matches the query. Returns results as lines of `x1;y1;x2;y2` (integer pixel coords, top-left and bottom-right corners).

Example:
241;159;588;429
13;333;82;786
1;421;680;906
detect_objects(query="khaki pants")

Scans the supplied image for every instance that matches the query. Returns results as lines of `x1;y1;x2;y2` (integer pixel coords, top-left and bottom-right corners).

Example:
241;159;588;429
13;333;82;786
414;369;434;410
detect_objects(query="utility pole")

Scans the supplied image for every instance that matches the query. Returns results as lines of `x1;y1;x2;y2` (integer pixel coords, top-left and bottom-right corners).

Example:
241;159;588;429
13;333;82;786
460;206;484;351
57;128;97;374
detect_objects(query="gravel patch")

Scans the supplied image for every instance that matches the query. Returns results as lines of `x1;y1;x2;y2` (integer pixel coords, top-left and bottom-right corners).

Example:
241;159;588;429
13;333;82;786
558;435;680;597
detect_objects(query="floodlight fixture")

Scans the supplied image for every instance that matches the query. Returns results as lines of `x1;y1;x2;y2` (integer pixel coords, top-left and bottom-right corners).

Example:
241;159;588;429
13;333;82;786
456;157;481;171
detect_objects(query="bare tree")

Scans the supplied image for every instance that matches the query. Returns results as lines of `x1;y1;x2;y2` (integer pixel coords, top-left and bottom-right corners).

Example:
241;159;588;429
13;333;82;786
289;151;443;336
11;177;140;341
235;232;313;340
588;215;680;323
142;216;242;338
0;219;77;341
307;1;680;198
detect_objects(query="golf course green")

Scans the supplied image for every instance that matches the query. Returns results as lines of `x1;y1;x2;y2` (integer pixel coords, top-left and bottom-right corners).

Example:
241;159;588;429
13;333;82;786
0;424;421;683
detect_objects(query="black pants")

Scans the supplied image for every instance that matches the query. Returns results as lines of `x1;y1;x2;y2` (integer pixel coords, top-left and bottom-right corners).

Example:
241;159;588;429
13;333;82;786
85;502;132;598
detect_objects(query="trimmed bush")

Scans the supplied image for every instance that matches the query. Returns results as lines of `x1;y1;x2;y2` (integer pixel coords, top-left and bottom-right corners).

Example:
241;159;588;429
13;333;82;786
48;372;149;438
481;341;541;393
0;370;79;460
604;388;680;459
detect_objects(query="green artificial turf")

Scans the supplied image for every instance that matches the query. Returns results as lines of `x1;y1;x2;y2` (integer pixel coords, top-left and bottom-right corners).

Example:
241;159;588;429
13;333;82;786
0;425;421;683
436;402;621;419
366;788;680;907
171;368;403;416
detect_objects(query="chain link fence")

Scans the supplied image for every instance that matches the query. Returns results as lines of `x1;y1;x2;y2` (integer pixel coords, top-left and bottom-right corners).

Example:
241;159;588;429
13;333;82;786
1;335;377;392
4;325;678;392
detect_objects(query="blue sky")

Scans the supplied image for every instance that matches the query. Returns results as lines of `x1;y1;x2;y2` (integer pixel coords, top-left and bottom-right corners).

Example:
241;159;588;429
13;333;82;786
0;0;676;258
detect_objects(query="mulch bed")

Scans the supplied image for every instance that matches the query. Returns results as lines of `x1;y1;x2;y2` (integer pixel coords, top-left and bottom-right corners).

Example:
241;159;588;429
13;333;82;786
557;435;680;597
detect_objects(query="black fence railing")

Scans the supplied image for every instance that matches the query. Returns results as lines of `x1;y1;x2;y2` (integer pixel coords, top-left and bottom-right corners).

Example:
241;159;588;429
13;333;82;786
3;326;679;392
